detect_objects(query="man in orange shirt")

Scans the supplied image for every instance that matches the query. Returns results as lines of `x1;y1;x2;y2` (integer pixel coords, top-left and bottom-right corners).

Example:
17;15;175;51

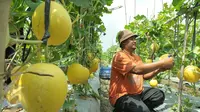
109;29;174;112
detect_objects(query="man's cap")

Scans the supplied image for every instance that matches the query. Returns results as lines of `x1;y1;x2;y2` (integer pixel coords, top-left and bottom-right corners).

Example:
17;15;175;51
118;29;138;44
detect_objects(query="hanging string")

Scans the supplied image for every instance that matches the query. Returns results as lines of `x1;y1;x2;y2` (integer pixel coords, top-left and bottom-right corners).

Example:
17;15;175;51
42;0;51;45
173;17;179;57
21;22;32;62
191;11;197;51
21;0;51;62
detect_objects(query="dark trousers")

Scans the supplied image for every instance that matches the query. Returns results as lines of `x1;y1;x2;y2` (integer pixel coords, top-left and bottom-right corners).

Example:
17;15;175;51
114;87;165;112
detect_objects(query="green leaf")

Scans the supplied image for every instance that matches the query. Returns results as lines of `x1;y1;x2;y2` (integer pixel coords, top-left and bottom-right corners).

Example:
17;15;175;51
172;0;185;10
69;0;90;7
9;24;18;33
100;0;113;6
99;25;106;32
193;46;200;55
177;7;187;15
195;0;200;3
25;0;42;11
134;15;147;20
172;0;184;6
172;0;181;6
62;99;76;111
105;0;113;6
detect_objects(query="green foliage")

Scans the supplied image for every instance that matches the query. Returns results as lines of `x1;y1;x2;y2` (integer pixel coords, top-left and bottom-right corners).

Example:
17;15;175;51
5;0;200;111
171;97;193;112
101;45;120;66
69;0;91;7
8;0;113;67
125;2;200;79
172;0;185;10
6;0;113;110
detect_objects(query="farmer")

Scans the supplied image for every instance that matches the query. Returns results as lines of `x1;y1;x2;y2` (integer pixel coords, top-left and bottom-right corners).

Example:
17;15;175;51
109;29;174;112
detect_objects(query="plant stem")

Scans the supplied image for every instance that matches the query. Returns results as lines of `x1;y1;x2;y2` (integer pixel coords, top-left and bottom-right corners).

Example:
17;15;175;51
193;83;196;96
178;14;189;112
0;0;11;106
37;44;42;62
164;5;200;24
191;11;197;50
10;37;43;44
168;70;171;86
45;45;49;63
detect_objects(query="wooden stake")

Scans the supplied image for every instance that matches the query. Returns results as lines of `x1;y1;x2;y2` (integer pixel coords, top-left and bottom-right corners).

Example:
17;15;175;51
0;0;11;106
178;14;189;112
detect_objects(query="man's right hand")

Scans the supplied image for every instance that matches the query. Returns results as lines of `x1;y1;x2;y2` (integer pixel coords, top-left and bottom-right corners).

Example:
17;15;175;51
161;57;174;69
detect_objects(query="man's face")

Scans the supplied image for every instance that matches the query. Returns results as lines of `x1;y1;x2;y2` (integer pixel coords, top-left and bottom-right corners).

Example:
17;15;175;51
125;36;137;50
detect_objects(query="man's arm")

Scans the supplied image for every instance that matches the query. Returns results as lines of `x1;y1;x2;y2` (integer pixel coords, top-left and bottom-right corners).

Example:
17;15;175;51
143;69;160;80
143;69;161;80
130;57;174;75
143;67;171;80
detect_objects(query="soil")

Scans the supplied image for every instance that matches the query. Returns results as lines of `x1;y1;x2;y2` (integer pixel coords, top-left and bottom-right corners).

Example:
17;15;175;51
99;79;113;112
160;79;200;97
99;78;200;112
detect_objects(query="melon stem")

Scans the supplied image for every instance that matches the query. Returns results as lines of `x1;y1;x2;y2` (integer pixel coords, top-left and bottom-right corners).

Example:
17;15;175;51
10;37;43;44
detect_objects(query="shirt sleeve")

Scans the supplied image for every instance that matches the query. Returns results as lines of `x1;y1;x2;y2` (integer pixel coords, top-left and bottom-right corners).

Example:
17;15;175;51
112;52;136;76
135;55;143;64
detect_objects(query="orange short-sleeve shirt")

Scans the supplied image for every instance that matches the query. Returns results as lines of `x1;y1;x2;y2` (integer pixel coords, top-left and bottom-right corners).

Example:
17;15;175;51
109;50;144;106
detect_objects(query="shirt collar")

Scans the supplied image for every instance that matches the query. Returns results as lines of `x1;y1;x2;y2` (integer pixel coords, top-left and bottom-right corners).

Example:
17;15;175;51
122;49;133;56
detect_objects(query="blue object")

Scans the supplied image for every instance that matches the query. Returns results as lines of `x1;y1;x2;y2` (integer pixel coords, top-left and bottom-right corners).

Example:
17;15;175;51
99;67;111;79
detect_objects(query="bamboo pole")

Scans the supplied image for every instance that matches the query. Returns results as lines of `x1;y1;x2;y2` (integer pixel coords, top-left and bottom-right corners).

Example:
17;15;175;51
134;0;136;17
161;0;164;10
0;0;11;105
124;0;127;25
153;0;156;18
178;14;189;112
